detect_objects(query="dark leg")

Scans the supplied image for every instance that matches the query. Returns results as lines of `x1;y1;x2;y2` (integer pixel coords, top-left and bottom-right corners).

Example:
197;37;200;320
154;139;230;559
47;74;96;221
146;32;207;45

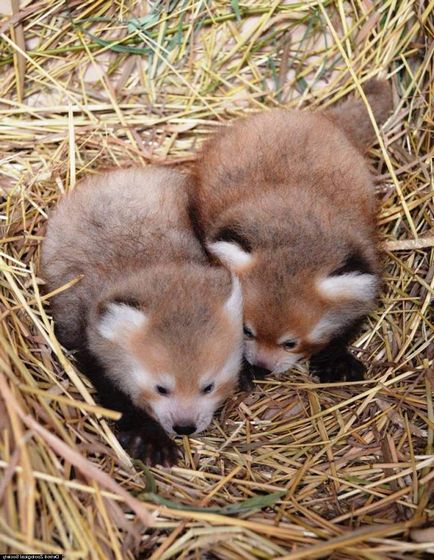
309;319;366;383
116;406;179;467
310;347;366;382
238;357;271;392
75;348;179;466
238;358;255;392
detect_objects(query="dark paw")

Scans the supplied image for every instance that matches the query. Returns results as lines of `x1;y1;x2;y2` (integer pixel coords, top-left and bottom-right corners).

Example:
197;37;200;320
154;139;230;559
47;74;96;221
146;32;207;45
310;351;366;383
118;428;179;467
238;360;255;392
249;364;272;379
238;373;255;393
238;358;270;392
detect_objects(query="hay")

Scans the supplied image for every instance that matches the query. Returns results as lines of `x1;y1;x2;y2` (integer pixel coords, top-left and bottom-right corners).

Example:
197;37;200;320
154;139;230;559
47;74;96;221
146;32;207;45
0;1;433;558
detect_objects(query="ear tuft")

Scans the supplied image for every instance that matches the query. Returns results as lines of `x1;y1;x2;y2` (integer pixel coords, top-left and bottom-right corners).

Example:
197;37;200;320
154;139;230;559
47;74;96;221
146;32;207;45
207;241;253;272
97;301;147;342
323;79;393;150
318;273;378;303
224;274;243;322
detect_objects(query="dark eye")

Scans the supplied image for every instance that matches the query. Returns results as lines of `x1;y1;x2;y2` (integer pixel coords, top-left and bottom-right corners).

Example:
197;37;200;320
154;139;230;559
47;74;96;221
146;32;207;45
281;340;297;351
156;385;170;396
202;383;214;394
243;325;255;339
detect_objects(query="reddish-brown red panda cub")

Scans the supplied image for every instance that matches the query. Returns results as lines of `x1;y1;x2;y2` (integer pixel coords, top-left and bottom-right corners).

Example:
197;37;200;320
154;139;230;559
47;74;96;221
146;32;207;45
42;166;243;466
193;80;392;382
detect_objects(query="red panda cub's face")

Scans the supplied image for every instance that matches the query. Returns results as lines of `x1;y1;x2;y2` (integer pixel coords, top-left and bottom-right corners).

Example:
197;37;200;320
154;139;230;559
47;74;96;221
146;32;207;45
208;241;378;374
92;274;243;436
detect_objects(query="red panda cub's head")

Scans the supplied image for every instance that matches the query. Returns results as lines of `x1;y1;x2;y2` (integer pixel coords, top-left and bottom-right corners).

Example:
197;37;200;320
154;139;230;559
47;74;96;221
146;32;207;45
88;265;243;436
207;233;379;374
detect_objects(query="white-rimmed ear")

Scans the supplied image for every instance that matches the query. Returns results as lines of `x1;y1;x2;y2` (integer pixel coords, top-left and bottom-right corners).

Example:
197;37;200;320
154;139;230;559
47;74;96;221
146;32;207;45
224;274;243;322
207;241;253;272
318;273;378;302
97;302;148;342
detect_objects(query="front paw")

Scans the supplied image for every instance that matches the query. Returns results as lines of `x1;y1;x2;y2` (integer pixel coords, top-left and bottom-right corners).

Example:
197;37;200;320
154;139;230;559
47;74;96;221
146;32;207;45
238;359;272;393
118;427;179;467
238;359;255;392
310;351;366;383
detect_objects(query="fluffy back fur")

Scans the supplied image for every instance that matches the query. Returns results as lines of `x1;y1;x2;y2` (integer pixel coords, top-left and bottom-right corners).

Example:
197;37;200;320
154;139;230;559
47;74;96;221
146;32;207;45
42;166;243;437
193;79;393;377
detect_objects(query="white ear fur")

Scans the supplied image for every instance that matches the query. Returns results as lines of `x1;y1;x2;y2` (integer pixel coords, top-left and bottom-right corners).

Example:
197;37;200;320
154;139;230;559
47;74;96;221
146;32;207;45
318;273;378;302
224;274;243;322
207;241;253;272
308;314;342;343
97;303;147;342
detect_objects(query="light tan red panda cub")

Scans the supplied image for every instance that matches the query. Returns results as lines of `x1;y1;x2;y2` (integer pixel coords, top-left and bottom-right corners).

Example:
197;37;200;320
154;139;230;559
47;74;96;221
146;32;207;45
192;80;393;382
42;166;243;466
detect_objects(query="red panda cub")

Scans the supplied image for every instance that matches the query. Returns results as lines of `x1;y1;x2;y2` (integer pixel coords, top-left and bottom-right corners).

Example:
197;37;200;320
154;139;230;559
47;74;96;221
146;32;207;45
193;80;393;382
42;166;243;466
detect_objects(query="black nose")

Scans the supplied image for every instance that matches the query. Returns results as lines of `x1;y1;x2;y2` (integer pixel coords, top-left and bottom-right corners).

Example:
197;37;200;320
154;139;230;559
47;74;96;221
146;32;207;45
173;424;196;436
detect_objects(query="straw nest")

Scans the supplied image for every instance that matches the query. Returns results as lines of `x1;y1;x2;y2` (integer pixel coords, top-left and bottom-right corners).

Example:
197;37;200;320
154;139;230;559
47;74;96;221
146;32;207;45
0;1;433;558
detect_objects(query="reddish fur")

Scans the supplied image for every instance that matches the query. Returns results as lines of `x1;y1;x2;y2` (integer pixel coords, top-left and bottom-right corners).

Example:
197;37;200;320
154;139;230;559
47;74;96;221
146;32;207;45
41;166;243;428
191;79;393;370
128;305;239;390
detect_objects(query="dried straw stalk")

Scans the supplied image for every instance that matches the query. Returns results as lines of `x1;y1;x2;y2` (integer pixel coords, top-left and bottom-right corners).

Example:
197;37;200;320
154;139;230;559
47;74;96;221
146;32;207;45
0;1;432;558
